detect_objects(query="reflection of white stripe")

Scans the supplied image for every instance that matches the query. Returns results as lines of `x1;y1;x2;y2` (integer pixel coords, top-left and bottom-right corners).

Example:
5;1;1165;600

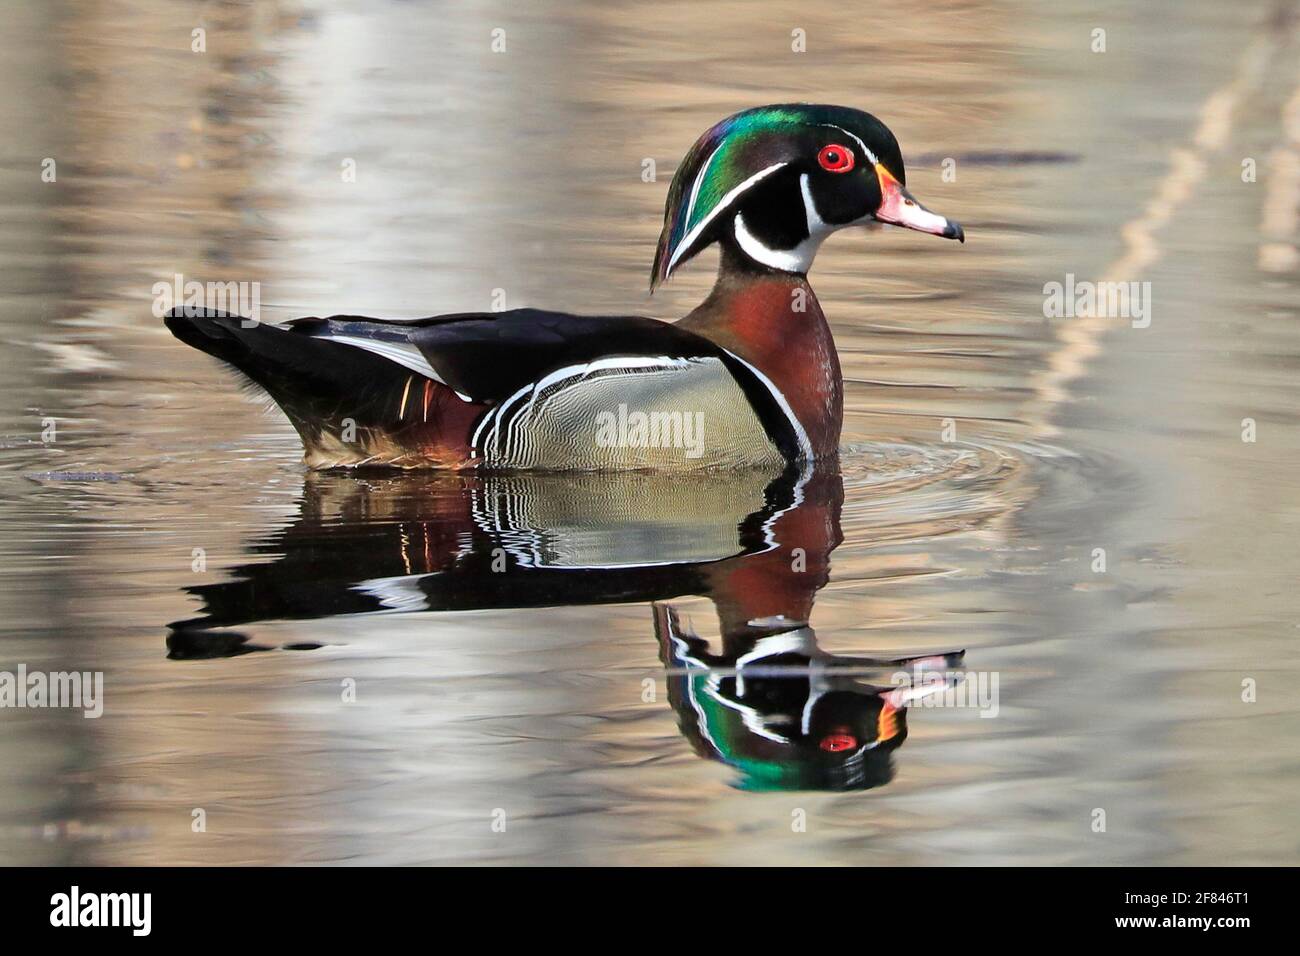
353;575;431;612
735;628;816;695
667;162;789;275
665;612;791;747
720;347;813;461
664;619;726;752
759;457;812;549
674;623;805;747
705;673;791;744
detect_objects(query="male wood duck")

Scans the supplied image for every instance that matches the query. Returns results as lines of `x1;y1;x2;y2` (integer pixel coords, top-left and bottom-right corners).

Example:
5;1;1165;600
167;104;963;470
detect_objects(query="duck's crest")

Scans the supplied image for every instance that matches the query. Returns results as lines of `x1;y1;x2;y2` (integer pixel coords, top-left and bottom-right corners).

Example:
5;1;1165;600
650;106;808;290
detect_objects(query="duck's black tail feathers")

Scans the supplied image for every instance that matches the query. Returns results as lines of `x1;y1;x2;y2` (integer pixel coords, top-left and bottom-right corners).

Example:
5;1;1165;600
164;308;415;449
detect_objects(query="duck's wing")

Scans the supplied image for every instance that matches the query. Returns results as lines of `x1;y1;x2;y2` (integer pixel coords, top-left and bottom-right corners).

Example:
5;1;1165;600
286;308;730;402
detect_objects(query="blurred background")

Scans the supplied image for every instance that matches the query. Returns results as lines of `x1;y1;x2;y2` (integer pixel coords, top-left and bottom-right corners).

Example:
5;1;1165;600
0;0;1297;864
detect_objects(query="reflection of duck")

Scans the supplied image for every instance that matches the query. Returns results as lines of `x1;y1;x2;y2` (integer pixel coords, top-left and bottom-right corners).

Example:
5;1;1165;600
168;464;963;790
168;463;800;635
165;105;962;470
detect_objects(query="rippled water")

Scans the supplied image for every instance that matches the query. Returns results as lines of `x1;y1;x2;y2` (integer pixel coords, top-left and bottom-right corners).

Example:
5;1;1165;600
1;0;1297;864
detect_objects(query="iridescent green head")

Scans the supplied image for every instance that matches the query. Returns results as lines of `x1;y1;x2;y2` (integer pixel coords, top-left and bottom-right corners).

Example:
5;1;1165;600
650;104;963;289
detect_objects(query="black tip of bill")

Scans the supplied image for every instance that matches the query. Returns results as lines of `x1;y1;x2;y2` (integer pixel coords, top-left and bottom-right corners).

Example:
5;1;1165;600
944;220;965;243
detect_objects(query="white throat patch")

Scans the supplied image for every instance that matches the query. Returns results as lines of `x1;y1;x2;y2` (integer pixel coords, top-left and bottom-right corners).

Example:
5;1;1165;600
732;173;834;274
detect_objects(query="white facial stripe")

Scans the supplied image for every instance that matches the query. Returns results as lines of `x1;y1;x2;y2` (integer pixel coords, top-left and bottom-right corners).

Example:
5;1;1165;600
819;123;879;165
665;123;879;281
667;161;789;274
800;172;830;236
682;141;723;242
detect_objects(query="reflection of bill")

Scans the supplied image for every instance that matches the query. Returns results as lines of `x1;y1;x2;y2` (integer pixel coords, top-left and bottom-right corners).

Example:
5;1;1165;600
890;665;998;719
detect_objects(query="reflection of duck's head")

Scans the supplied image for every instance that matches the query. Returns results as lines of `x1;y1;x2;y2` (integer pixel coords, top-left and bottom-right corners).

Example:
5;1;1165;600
656;608;965;791
655;608;919;791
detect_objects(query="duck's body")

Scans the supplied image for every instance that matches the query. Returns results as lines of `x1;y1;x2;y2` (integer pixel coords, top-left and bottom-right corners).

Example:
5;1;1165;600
168;302;801;470
167;104;961;471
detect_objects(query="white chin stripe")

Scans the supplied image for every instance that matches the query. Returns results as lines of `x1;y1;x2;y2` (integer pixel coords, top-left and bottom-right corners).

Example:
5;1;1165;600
731;173;835;275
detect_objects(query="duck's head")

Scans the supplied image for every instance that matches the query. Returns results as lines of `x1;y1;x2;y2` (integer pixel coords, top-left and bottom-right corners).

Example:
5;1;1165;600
651;103;963;289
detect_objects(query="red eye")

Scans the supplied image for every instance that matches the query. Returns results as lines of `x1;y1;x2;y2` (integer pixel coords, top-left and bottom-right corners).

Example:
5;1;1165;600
817;144;855;173
819;732;858;752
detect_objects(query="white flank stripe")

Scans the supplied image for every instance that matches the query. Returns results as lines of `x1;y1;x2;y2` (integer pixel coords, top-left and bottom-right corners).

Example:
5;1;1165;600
485;383;532;455
720;347;813;461
470;405;497;451
475;356;700;458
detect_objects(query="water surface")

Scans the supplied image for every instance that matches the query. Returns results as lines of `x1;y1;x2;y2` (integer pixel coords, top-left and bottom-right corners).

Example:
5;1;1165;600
1;0;1297;864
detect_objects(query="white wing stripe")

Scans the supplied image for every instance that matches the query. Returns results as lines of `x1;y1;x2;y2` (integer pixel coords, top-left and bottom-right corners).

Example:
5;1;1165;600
325;334;444;383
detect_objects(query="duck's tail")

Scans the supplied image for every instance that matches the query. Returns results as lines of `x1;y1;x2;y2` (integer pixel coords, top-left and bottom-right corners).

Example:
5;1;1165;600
164;309;481;468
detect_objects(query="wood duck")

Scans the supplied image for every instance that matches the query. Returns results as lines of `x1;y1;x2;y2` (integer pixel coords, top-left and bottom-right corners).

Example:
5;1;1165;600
167;104;963;471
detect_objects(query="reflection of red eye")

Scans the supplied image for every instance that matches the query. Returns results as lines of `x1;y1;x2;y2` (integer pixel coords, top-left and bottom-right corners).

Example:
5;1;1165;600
818;144;855;173
819;732;858;752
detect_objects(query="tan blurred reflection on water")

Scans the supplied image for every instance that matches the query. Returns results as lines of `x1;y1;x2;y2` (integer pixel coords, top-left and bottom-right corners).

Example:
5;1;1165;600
0;0;1296;864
